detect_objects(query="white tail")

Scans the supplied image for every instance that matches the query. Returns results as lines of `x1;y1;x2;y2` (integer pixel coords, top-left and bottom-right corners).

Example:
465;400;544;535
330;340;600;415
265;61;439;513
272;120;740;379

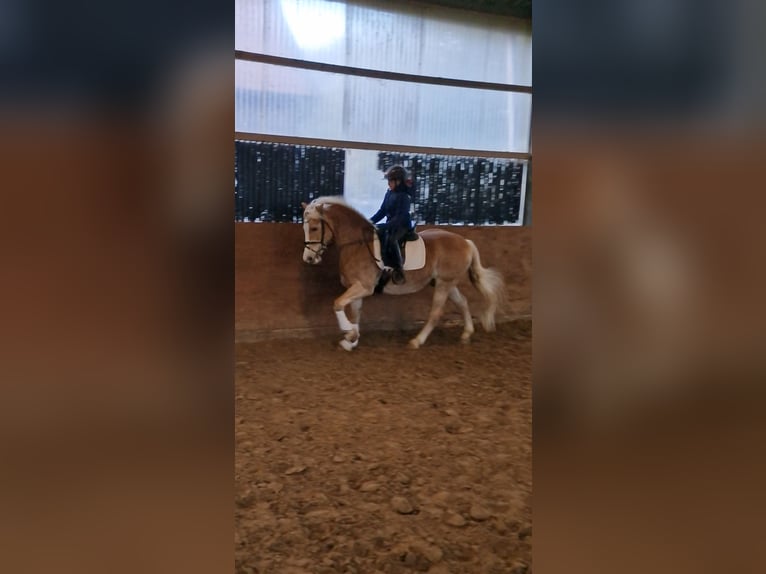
466;239;507;331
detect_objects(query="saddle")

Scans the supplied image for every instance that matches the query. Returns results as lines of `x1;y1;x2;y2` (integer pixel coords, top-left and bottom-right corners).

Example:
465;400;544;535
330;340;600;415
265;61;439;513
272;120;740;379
401;228;419;244
372;227;425;293
374;227;419;266
373;226;418;240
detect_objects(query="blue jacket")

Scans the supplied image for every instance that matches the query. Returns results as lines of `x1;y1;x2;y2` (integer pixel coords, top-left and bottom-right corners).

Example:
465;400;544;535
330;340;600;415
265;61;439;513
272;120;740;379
370;183;413;230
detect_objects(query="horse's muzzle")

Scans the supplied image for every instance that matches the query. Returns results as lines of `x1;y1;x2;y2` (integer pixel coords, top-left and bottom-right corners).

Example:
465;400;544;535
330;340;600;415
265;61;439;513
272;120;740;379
302;249;321;264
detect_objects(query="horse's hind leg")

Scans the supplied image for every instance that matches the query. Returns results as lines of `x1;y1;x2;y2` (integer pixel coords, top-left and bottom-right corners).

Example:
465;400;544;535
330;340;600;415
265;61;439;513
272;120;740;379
448;286;475;343
409;281;451;349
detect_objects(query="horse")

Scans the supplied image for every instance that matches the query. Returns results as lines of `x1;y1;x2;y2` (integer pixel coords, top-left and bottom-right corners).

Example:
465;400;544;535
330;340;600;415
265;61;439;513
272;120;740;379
301;196;506;350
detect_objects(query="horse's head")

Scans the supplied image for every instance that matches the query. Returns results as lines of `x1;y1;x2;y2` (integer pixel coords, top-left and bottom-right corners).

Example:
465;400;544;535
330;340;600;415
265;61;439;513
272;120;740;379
301;201;334;264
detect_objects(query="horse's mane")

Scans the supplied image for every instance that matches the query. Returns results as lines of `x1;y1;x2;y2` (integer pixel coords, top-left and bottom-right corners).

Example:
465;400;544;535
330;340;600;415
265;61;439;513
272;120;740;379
310;196;371;227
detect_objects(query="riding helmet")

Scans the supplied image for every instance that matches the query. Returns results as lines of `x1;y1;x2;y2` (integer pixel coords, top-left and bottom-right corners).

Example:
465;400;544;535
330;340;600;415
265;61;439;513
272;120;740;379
384;165;408;182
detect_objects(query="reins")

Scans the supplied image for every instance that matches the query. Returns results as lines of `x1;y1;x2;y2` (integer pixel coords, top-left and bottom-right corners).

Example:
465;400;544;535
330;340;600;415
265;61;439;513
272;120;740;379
361;225;382;264
305;213;381;263
338;222;381;265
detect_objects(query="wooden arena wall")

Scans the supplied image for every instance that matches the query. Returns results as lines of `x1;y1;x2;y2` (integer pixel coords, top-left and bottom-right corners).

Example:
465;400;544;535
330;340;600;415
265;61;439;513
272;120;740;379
235;223;531;341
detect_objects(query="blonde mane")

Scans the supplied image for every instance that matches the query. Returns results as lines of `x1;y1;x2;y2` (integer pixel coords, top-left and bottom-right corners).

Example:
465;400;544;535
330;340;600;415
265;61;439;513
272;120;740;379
309;196;371;226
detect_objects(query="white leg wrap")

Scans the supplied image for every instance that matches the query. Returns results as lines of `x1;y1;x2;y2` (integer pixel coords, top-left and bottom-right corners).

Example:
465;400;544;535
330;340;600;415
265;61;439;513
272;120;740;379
335;310;353;332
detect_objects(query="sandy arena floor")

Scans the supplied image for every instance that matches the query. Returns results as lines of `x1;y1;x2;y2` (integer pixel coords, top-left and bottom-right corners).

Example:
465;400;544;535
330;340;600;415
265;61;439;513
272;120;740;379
235;319;532;574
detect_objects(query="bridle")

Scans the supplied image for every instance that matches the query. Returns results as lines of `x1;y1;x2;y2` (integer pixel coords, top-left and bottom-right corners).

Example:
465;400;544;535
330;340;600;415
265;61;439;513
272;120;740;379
303;216;331;257
303;209;377;259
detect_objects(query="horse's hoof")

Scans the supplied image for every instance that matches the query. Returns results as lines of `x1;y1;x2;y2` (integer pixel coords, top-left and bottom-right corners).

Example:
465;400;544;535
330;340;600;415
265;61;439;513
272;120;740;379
339;339;357;351
408;339;421;349
344;330;359;343
460;335;472;344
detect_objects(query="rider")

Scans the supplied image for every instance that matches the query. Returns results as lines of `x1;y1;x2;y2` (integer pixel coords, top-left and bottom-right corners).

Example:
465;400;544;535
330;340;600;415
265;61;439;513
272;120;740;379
369;165;413;285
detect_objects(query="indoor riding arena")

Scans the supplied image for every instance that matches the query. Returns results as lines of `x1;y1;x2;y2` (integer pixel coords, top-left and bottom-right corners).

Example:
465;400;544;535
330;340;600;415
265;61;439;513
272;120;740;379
236;224;531;574
235;1;532;572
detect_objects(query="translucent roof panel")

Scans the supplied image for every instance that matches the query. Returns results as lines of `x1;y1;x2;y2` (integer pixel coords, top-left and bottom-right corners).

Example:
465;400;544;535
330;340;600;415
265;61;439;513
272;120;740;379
236;0;532;87
236;59;531;153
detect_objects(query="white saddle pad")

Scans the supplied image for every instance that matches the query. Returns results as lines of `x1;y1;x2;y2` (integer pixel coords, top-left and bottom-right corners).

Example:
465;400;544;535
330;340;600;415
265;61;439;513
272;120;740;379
373;235;426;271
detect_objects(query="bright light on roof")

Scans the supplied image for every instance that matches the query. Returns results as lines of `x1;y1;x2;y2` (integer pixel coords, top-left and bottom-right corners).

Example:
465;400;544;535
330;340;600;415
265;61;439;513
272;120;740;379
280;0;345;50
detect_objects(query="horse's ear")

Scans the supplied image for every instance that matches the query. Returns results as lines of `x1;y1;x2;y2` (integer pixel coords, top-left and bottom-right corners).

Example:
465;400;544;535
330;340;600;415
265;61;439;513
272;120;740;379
301;202;307;209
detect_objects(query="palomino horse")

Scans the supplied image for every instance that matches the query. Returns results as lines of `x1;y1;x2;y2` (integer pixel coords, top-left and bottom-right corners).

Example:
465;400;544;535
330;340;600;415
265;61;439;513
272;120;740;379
301;196;506;350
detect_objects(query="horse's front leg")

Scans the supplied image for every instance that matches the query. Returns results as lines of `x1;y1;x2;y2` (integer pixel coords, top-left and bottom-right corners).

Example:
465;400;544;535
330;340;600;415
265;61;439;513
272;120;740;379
344;298;364;346
333;283;372;351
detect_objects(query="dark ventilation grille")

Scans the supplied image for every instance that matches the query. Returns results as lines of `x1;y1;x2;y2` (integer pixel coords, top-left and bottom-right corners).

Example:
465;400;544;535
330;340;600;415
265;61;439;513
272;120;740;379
235;141;345;222
234;141;525;225
378;153;525;225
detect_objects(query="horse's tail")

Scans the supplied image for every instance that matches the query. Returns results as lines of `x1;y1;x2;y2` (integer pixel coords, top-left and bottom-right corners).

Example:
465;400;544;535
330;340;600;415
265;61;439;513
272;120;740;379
466;239;507;332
